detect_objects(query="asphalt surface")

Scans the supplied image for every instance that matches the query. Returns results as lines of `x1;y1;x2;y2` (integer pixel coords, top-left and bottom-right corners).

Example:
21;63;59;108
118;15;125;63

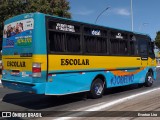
0;69;160;120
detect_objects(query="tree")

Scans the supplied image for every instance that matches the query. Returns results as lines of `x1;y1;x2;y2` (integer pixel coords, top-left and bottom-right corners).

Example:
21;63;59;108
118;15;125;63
155;31;160;49
0;0;71;39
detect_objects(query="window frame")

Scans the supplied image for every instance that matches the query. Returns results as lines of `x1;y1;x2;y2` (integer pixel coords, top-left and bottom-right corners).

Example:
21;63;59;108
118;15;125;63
46;16;152;57
136;35;150;58
46;17;83;55
148;41;155;59
83;24;108;55
109;30;129;56
129;34;139;56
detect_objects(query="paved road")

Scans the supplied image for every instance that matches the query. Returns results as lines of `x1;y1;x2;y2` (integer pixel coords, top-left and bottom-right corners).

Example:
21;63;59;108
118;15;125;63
0;69;160;120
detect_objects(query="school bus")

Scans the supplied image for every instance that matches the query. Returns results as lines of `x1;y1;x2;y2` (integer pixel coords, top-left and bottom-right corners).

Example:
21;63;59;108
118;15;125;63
2;13;156;98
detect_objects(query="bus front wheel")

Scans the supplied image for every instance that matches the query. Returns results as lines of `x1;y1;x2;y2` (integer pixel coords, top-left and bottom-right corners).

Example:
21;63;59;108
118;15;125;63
144;72;154;87
89;78;105;99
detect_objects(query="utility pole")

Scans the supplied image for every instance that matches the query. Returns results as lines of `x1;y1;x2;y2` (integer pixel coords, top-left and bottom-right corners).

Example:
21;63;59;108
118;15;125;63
131;0;134;31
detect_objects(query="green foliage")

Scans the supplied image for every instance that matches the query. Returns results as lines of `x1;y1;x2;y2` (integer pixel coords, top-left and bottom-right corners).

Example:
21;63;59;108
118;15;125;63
155;31;160;49
0;0;71;37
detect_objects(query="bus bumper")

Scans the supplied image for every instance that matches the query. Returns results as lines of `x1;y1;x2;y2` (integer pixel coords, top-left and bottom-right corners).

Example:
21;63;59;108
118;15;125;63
1;80;46;94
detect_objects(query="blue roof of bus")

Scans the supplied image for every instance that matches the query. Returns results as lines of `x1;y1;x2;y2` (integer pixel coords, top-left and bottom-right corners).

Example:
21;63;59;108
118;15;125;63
4;12;150;38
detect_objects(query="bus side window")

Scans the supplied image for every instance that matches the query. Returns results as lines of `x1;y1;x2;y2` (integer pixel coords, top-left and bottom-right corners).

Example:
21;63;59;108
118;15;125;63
110;39;119;54
84;36;107;54
138;39;148;57
148;42;155;59
110;31;128;55
130;41;135;55
84;26;108;54
129;35;138;56
130;41;138;55
48;20;81;53
66;34;81;52
49;31;66;52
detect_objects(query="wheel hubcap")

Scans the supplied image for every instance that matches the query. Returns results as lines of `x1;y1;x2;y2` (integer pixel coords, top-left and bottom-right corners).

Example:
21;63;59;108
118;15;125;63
148;76;153;83
94;83;103;95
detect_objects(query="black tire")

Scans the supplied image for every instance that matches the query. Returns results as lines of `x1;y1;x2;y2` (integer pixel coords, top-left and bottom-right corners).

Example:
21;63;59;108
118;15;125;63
89;78;105;99
144;72;154;87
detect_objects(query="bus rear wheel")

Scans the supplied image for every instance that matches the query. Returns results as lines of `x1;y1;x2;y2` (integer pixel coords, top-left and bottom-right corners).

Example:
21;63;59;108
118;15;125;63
144;72;154;87
89;78;105;99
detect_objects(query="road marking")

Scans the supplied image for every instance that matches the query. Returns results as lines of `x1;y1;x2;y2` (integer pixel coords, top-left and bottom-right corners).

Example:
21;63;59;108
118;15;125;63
0;79;2;87
85;87;160;111
54;87;160;120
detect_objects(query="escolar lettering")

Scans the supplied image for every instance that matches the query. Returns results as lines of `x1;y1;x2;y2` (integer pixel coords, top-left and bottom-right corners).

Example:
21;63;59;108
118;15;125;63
7;61;26;67
61;59;89;65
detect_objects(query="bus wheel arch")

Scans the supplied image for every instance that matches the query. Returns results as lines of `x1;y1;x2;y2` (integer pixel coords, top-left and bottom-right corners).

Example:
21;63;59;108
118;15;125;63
89;74;106;99
95;74;106;85
144;69;154;87
148;68;154;76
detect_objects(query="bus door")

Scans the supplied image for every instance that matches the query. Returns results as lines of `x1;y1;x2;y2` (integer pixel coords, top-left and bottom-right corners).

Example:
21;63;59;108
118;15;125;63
138;38;148;67
148;42;156;66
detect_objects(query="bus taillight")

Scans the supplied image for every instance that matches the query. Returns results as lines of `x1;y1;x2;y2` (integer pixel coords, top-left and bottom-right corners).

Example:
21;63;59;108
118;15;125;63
32;63;41;77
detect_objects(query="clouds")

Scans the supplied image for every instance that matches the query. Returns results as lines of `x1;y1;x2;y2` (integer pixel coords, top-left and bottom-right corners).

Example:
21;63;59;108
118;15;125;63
72;7;130;17
112;8;130;16
72;6;131;17
73;8;94;15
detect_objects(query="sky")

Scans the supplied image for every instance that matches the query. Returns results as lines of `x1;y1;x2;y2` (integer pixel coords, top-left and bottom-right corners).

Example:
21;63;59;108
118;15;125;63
68;0;160;40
